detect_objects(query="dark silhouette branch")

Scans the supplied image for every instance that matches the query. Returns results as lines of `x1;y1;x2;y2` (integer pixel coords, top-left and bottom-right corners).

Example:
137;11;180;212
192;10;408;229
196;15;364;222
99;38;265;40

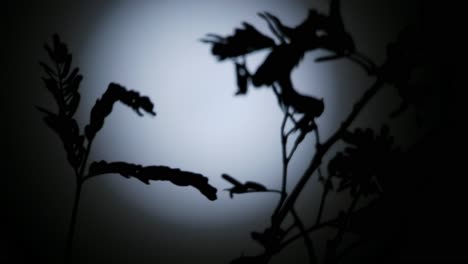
38;34;219;264
64;139;93;263
291;208;317;264
272;78;384;229
64;178;83;263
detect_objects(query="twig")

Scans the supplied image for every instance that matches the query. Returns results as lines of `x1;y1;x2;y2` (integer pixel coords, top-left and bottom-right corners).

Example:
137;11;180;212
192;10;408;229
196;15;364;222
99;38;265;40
291;208;317;264
273;110;291;217
272;78;385;230
286;131;304;161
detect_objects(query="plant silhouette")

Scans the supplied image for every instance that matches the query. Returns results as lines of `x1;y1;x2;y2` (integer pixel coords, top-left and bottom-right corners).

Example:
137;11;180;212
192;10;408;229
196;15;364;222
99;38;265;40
203;0;432;263
37;34;217;263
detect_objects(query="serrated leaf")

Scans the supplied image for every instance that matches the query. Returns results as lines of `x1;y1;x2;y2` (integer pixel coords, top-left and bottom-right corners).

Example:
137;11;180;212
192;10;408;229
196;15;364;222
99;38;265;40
40;35;82;118
85;83;156;140
89;161;217;201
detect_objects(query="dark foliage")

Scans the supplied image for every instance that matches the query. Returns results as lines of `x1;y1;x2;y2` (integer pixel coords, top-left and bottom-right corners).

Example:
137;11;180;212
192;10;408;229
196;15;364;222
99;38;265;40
203;0;431;263
89;161;217;201
85;83;156;141
37;34;218;263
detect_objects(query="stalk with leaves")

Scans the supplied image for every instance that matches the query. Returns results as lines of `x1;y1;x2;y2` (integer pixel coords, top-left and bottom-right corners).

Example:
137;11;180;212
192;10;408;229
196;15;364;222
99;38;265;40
203;0;428;263
37;34;218;263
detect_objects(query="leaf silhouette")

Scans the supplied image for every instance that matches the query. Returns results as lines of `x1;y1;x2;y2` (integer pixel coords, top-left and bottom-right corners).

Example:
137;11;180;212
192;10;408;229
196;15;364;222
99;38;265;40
37;34;85;170
36;107;84;169
251;45;305;87
318;0;355;56
39;34;82;117
85;83;156;141
222;174;270;198
89;161;217;201
201;22;275;60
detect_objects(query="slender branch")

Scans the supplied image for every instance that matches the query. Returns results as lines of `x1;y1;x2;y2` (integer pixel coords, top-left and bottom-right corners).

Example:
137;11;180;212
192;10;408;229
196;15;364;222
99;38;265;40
78;141;93;181
64;181;82;263
291;208;317;264
272;79;385;229
64;139;93;263
286;131;303;161
273;110;291;217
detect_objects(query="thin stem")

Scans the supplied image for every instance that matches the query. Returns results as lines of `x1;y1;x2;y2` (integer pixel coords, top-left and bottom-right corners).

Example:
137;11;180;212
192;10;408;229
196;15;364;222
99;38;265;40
286;131;303;161
291;208;317;264
274;110;290;217
312;118;331;227
272;79;384;229
78;141;93;181
64;181;82;264
64;140;93;263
